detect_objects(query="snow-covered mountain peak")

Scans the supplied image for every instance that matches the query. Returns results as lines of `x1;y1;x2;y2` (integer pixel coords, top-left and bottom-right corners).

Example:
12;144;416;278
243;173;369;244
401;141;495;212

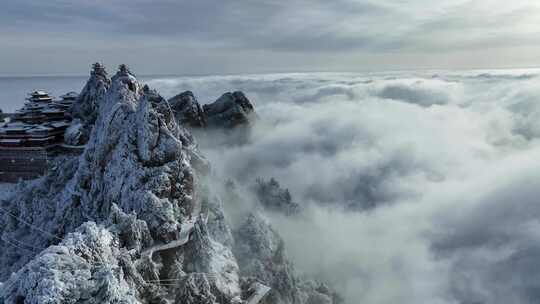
0;64;339;304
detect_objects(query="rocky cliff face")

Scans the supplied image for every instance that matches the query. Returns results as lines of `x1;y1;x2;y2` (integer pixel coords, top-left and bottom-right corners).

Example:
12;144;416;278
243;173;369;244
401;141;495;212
230;197;341;304
204;92;257;129
168;91;257;129
0;64;338;304
168;91;207;128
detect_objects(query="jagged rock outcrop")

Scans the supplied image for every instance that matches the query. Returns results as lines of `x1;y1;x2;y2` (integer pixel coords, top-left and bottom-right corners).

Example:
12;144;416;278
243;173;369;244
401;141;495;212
204;91;257;129
169;91;207;128
168;91;257;129
234;213;340;304
182;216;241;302
0;65;237;303
68;62;111;145
71;62;111;125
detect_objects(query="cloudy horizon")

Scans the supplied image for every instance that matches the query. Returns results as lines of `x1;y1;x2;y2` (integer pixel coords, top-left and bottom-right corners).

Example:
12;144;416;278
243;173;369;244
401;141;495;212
3;2;540;303
1;0;540;76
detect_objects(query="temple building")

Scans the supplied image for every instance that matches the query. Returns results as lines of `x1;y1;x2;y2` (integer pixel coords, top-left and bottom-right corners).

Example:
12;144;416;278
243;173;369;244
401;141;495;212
56;92;79;110
0;90;78;182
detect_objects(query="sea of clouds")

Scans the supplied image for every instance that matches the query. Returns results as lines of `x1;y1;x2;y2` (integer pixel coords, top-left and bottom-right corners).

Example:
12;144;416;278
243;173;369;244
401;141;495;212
147;69;540;304
3;69;540;303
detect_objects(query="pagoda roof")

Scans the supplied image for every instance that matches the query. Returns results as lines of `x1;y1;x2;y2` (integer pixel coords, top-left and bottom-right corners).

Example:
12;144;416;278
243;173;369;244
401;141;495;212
27;96;52;101
27;125;54;132
0;139;23;144
49;121;70;128
1;127;28;132
27;136;56;142
0;88;76;150
2;121;30;128
41;108;64;114
22;102;44;107
29;90;50;96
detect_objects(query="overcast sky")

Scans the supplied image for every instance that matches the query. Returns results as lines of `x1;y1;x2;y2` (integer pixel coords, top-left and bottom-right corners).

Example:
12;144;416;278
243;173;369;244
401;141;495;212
1;0;540;76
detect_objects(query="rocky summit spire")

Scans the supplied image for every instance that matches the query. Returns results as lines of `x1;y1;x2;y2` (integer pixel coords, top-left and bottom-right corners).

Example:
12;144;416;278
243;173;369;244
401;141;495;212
91;62;107;77
65;62;112;145
168;91;207;128
117;64;130;75
0;65;217;303
111;64;139;94
71;62;111;124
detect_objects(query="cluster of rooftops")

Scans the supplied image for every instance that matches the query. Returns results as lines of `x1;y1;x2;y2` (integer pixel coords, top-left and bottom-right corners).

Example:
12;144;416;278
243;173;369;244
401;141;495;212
0;91;78;149
0;63;132;182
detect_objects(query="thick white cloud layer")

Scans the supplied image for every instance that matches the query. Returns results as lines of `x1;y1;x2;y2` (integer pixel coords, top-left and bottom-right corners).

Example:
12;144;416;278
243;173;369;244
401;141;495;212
147;69;540;303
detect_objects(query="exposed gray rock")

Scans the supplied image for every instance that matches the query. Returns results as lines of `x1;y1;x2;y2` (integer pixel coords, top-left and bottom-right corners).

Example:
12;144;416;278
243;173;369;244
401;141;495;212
169;90;257;130
168;91;207;128
204;91;257;129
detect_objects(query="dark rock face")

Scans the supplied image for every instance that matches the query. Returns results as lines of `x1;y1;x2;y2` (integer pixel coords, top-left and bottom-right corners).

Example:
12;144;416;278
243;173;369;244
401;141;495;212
204;92;257;129
168;91;256;129
169;91;207;128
